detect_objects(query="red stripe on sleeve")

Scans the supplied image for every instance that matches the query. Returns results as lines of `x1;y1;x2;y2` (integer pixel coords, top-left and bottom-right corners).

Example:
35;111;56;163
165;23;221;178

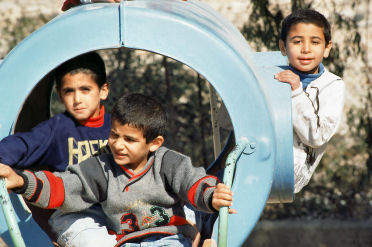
43;171;65;208
187;175;217;207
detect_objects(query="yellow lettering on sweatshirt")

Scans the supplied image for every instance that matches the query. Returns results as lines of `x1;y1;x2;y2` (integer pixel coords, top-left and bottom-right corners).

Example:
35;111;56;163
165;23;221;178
68;137;109;165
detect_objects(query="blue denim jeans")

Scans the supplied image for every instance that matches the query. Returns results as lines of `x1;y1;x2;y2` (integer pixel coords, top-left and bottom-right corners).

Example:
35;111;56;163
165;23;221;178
49;204;117;247
120;234;192;247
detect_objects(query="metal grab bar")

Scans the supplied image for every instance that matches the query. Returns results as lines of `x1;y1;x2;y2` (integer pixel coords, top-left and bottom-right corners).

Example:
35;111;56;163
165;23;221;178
218;138;249;247
0;178;26;247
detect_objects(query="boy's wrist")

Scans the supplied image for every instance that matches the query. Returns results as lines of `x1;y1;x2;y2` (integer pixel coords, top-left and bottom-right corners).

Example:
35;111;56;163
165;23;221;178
12;170;28;194
209;197;219;213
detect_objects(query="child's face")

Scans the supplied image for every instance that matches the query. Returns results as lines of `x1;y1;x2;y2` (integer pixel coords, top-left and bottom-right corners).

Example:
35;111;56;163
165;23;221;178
108;119;163;172
279;23;332;74
58;72;109;122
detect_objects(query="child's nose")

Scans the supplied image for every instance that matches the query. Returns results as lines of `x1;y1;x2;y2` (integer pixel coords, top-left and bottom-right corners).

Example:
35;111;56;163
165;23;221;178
301;41;311;53
74;92;81;103
114;139;126;151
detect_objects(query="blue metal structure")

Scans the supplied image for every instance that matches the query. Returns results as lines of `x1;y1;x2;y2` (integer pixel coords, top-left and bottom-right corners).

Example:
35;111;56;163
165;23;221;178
0;0;294;246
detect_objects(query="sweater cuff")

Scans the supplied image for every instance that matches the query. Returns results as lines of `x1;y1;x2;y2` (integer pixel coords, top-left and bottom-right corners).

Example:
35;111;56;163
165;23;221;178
13;170;41;203
291;85;303;97
204;186;218;213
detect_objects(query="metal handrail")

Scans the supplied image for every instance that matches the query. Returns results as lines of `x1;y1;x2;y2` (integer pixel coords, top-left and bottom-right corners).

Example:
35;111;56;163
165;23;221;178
0;178;26;247
218;138;249;247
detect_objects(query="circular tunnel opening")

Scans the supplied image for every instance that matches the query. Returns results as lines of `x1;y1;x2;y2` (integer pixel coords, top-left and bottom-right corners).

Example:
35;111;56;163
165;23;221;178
14;47;234;170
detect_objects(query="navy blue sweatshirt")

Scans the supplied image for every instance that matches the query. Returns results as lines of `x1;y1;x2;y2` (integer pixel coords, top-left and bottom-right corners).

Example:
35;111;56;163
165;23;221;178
0;110;111;172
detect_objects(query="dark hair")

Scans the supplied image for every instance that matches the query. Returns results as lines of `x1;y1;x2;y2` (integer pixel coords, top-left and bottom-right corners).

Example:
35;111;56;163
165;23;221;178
280;9;331;46
54;52;107;91
111;93;167;143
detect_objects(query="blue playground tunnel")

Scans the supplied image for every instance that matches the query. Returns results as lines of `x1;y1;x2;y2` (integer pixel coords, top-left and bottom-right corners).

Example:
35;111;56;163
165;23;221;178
0;0;294;246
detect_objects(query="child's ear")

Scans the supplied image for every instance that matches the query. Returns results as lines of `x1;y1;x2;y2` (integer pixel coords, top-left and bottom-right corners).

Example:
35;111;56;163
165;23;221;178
279;40;287;56
323;40;332;58
99;83;110;101
149;136;164;152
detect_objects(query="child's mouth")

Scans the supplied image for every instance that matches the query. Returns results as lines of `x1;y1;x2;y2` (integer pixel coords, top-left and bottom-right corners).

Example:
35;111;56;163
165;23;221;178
74;108;85;112
115;152;127;158
299;58;312;65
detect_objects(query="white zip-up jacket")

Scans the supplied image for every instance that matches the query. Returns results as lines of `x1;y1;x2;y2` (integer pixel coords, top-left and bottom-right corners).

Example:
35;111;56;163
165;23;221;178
292;69;345;193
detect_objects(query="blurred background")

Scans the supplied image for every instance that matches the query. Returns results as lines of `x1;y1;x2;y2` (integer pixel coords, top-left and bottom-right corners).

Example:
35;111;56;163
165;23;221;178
0;0;371;246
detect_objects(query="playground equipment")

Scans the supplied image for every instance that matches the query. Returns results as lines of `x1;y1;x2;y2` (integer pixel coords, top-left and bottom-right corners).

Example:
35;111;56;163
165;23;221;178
0;0;294;246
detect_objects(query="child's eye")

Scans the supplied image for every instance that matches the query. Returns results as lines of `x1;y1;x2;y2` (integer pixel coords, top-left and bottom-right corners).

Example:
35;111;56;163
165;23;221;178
62;89;74;94
81;87;91;92
292;40;301;44
124;137;136;143
109;132;119;139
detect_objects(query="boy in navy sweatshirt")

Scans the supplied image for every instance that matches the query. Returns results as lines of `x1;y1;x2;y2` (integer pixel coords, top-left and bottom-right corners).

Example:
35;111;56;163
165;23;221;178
0;52;113;246
0;93;236;247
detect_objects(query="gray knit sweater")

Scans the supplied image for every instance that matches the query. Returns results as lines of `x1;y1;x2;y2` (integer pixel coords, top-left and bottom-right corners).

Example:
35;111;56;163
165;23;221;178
17;146;218;245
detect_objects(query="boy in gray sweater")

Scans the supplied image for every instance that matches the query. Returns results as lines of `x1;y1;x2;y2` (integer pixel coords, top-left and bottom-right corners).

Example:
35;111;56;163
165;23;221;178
0;93;235;247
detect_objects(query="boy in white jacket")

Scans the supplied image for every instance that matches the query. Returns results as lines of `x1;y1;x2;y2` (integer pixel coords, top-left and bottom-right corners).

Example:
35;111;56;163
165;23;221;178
195;9;345;246
275;9;345;193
